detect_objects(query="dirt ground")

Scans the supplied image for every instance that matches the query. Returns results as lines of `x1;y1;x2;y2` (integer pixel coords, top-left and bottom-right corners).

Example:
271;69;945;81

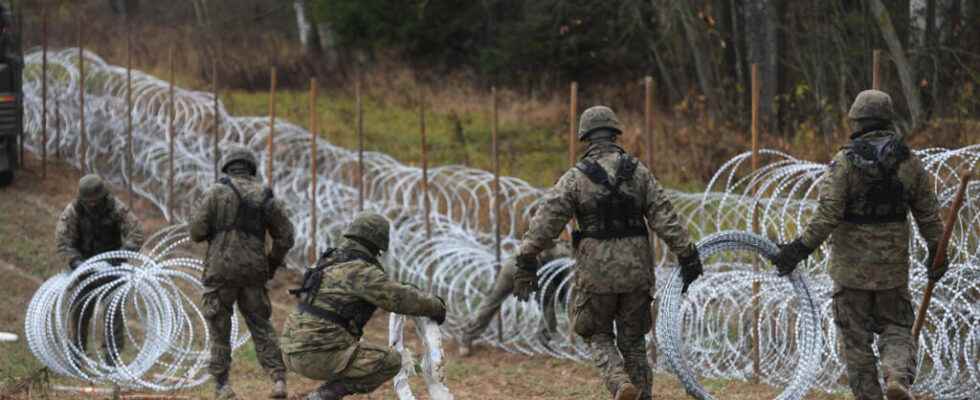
0;157;850;399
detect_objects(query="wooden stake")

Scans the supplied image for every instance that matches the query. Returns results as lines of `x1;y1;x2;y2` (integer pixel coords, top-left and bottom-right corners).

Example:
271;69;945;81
126;22;134;209
872;49;881;90
491;86;503;342
54;98;60;159
309;79;318;264
420;97;431;239
212;60;220;182
167;47;175;218
267;67;277;186
644;77;654;168
750;63;762;383
912;170;972;341
78;18;86;173
568;82;578;167
356;80;364;211
41;6;48;179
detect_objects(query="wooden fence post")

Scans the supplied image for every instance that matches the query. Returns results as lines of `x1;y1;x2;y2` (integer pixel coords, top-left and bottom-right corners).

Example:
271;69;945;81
167;47;175;218
356;80;364;211
568;82;578;167
873;49;882;90
750;63;762;383
40;5;47;179
212;60;220;182
78;18;86;173
309;79;318;264
268;67;277;186
126;22;134;209
420;97;431;239
491;86;504;342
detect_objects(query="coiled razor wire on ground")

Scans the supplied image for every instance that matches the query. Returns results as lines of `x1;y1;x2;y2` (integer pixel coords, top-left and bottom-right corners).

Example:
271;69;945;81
389;315;453;400
657;231;822;400
17;48;980;398
24;225;251;391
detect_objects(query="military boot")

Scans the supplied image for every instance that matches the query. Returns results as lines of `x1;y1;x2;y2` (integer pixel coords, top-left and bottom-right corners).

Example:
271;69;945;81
269;379;287;399
214;375;238;400
884;378;914;400
305;382;350;400
615;382;640;400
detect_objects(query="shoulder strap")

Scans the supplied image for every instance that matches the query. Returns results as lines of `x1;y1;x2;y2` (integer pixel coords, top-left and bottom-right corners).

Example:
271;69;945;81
219;177;244;202
575;159;613;189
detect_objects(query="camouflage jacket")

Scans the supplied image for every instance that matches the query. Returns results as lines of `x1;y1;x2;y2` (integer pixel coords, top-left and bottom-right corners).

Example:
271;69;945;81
189;173;295;287
55;196;144;267
280;239;444;360
800;130;943;290
517;142;695;294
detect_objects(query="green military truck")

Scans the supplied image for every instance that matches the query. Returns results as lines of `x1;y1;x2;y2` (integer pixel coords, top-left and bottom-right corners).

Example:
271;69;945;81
0;1;20;187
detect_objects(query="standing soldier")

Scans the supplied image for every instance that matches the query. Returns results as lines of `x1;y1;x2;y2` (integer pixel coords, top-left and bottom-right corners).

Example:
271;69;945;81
772;90;945;400
190;145;295;400
56;174;144;374
457;241;572;357
512;106;703;400
281;212;447;400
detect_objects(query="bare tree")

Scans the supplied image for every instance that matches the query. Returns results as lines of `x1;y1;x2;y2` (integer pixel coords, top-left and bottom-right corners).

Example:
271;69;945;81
744;0;778;133
869;0;924;129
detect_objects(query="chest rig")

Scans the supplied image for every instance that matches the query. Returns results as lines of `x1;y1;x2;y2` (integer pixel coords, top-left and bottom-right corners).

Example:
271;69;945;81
288;248;381;337
843;133;912;224
571;152;647;248
74;200;122;257
217;177;273;240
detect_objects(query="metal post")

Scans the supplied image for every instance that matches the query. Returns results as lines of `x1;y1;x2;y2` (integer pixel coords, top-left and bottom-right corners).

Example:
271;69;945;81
356;80;364;211
309;79;318;264
644;76;659;365
267;67;277;186
568;82;578;167
126;22;134;209
167;47;175;218
872;49;881;90
212;60;220;182
78;19;86;173
54;98;60;159
750;63;762;383
421;97;431;239
491;86;503;342
41;6;48;179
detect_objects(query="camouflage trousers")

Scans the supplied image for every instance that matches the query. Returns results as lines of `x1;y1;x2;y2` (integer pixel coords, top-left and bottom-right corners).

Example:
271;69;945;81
69;275;125;360
284;343;402;394
832;285;917;400
572;289;653;400
202;285;286;382
460;263;562;342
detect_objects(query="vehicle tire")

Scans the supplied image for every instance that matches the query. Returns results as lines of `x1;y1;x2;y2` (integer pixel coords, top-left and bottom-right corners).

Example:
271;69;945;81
0;170;13;187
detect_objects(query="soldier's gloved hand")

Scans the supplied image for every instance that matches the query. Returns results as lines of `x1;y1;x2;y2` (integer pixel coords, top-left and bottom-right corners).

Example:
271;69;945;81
68;258;83;271
513;254;540;302
771;238;814;277
678;246;703;294
431;296;447;325
927;245;949;282
266;254;283;279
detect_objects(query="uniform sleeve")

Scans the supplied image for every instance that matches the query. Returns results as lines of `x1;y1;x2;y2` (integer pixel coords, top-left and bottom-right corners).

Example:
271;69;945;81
266;197;296;266
907;156;943;247
116;199;144;250
355;267;445;318
517;170;577;257
189;189;215;243
800;152;850;249
642;170;694;257
55;203;82;266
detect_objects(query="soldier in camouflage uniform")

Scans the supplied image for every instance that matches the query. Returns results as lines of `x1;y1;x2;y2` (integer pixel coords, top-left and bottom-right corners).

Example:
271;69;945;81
772;90;946;400
512;106;703;400
458;241;572;357
280;212;447;400
189;145;295;400
56;174;144;370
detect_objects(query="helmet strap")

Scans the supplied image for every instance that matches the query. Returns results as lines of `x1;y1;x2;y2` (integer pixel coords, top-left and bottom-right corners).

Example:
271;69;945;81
849;118;890;139
584;129;620;142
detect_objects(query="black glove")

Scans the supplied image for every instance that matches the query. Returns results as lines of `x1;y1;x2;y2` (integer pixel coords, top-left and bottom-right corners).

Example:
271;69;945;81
678;246;703;294
68;258;83;271
267;254;283;280
431;296;447;325
771;238;814;277
927;245;949;282
513;254;540;302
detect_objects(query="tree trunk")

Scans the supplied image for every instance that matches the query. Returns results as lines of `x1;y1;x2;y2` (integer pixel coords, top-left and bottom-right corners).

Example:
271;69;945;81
294;0;321;55
675;0;718;118
744;0;778;134
869;0;925;129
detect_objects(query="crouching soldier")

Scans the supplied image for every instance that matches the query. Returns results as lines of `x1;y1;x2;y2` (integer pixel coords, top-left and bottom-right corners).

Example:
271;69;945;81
190;145;295;399
281;212;447;400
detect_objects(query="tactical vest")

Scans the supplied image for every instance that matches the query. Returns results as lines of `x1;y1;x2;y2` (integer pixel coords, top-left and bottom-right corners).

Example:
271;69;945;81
572;153;647;247
288;248;380;337
217;177;273;240
843;134;912;224
74;200;122;258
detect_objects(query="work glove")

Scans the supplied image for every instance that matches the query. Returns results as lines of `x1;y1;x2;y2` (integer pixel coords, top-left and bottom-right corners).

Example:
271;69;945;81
513;253;540;302
431;296;447;325
678;246;703;294
771;238;814;277
927;244;949;282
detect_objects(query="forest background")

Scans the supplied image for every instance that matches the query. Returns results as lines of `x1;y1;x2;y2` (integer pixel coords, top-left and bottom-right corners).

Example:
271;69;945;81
15;0;980;188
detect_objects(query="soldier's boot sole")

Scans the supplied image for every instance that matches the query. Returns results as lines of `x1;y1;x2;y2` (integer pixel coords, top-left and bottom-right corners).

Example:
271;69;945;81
615;383;640;400
270;380;288;399
885;381;914;400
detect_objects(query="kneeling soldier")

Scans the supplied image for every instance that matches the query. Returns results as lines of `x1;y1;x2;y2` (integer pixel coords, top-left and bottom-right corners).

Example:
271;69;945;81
281;212;447;400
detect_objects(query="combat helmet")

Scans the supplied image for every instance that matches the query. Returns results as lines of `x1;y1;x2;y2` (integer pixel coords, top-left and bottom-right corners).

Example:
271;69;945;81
577;105;623;141
848;90;894;121
343;212;390;252
220;144;258;175
78;174;108;201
